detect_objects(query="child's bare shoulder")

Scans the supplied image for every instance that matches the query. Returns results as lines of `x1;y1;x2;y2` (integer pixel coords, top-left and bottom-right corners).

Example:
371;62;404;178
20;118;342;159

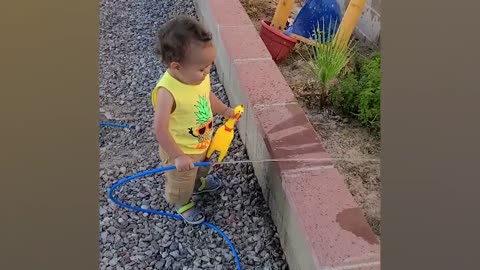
155;87;176;113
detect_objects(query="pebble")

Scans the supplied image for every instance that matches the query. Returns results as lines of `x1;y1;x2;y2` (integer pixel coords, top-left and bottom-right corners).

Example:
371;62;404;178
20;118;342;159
109;258;118;266
170;250;180;258
173;262;182;270
101;231;108;242
165;257;173;268
154;260;164;269
224;253;234;262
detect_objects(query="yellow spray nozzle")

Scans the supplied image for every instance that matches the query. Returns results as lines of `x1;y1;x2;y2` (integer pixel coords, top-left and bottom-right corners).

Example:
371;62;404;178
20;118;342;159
205;104;244;162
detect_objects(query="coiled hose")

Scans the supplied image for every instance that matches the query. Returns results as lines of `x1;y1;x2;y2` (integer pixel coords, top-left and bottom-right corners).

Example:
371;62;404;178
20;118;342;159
102;122;242;269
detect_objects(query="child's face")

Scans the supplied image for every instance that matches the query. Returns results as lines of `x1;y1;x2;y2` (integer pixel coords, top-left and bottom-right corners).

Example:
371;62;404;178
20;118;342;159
171;42;216;85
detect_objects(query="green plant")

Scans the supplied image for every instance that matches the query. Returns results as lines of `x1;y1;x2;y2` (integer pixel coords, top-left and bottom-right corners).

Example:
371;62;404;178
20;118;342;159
330;52;381;131
331;71;360;113
357;52;381;129
307;19;356;105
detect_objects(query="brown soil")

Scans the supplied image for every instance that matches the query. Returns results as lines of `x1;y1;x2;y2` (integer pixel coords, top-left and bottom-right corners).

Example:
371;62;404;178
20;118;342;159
239;0;381;237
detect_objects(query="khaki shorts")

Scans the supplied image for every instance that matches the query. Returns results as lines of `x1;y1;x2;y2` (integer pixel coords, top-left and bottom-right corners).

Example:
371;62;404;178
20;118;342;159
159;147;211;205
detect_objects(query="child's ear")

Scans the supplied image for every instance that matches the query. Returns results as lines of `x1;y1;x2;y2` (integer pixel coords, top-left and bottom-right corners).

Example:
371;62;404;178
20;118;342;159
170;62;181;71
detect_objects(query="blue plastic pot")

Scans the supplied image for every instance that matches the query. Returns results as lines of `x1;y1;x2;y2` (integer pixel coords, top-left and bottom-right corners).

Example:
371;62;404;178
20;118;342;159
285;0;343;42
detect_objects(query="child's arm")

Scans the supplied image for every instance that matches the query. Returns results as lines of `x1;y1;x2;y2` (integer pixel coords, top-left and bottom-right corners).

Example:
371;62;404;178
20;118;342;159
154;88;194;171
209;91;235;119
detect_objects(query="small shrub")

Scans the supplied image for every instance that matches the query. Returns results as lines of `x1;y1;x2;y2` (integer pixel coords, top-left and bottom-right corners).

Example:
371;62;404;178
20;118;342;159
331;52;381;131
304;19;380;131
331;72;360;114
307;19;356;105
357;52;381;129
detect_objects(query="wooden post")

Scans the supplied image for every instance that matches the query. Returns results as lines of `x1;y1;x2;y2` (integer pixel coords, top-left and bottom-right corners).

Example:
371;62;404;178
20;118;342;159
334;0;367;48
271;0;295;31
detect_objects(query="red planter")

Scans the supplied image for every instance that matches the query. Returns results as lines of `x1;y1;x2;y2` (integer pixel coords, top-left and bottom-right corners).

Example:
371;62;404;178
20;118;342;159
259;20;297;63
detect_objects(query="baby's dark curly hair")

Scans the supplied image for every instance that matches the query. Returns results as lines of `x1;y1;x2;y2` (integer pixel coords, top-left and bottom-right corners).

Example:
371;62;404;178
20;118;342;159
155;16;212;65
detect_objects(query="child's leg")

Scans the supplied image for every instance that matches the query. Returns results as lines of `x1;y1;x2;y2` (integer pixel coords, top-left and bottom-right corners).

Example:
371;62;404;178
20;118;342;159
159;147;204;224
195;152;211;180
192;152;222;195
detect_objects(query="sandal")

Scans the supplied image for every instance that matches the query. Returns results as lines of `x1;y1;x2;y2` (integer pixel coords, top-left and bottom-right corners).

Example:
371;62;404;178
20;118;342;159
192;175;222;195
174;201;205;225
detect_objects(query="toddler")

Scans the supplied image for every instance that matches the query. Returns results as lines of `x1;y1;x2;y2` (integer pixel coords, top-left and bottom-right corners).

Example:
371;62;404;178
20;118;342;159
152;16;235;224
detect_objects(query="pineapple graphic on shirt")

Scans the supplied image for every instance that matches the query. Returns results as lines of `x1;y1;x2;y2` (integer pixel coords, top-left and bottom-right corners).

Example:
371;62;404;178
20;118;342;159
188;95;213;149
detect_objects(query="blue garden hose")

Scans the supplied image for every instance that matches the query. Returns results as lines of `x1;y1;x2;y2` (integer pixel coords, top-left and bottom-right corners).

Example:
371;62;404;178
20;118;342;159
100;121;134;129
107;162;242;270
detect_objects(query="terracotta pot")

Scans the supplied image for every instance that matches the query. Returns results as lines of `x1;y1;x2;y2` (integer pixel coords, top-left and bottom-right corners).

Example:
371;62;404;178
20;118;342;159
259;20;297;63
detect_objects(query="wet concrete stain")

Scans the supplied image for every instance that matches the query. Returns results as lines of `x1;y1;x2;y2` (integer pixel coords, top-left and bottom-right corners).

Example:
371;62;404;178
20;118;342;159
336;208;379;245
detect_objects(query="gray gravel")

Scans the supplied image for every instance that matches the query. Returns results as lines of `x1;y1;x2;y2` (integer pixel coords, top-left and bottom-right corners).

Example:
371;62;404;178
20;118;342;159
99;0;288;269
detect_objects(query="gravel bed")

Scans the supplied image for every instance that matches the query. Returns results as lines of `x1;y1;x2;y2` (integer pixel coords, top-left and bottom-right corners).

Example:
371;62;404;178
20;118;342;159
99;0;288;269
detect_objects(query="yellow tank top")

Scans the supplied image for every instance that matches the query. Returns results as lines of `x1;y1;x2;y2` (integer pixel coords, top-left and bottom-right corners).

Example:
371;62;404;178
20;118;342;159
151;71;213;155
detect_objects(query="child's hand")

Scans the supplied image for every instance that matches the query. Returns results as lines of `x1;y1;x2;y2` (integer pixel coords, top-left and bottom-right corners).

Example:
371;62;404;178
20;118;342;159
222;107;235;119
174;155;194;171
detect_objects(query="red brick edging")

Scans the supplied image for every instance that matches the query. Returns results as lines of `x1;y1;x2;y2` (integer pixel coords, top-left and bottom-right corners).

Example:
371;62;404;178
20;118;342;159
193;0;380;269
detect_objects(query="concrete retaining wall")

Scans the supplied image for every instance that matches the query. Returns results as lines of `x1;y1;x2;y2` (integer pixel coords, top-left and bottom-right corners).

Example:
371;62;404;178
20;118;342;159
194;0;381;269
